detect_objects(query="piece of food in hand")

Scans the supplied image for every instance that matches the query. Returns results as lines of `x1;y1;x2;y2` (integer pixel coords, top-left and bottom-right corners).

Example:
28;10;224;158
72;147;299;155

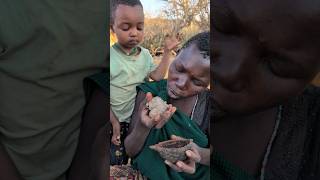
149;139;193;163
146;96;169;119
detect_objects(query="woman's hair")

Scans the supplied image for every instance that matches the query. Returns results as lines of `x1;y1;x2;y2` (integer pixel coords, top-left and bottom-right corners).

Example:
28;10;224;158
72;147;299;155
181;32;210;59
110;0;143;25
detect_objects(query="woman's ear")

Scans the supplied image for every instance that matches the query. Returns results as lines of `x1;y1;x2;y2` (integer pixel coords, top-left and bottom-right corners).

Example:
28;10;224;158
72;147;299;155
110;25;114;32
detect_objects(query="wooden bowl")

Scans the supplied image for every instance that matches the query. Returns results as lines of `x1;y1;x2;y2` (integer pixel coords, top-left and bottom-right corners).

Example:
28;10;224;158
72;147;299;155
149;139;192;163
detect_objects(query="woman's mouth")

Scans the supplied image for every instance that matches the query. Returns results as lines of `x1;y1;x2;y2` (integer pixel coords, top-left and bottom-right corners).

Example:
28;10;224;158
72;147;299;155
168;87;180;98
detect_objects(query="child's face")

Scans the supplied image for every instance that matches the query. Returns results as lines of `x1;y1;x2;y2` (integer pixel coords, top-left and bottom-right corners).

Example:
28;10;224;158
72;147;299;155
167;44;210;99
112;4;144;50
212;0;320;115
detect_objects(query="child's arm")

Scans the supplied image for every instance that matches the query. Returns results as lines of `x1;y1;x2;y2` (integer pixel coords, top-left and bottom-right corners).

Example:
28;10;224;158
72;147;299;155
110;109;121;145
149;35;180;81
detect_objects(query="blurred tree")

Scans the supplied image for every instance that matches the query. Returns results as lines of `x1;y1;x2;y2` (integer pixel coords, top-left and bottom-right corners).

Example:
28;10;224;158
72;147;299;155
161;0;210;32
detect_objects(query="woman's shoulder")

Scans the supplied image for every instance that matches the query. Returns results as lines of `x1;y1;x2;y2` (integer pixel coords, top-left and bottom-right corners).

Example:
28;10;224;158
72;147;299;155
83;71;108;100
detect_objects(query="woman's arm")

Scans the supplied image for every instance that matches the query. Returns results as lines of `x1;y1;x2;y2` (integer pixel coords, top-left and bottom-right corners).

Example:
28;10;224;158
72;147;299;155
125;91;176;157
124;91;152;157
0;142;22;180
68;88;107;180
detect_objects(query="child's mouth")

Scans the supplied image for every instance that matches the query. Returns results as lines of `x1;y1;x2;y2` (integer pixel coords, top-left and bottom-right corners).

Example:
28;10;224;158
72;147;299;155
128;40;138;45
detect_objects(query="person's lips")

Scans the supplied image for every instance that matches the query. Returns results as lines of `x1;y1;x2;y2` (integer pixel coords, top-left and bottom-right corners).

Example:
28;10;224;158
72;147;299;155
128;40;139;45
168;87;180;98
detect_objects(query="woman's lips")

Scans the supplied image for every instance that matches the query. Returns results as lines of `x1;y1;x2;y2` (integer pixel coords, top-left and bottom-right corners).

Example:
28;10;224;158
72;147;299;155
168;87;180;98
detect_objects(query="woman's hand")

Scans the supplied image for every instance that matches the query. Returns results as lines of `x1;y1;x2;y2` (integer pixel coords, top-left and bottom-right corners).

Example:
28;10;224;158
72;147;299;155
140;92;176;129
164;135;201;174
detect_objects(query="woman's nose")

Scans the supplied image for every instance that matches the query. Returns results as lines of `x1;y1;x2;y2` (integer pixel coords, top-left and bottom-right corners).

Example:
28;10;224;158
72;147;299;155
175;76;188;90
213;53;252;92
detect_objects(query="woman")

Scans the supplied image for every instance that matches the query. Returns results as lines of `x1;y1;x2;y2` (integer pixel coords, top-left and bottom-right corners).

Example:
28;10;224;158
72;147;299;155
125;32;211;180
212;0;320;179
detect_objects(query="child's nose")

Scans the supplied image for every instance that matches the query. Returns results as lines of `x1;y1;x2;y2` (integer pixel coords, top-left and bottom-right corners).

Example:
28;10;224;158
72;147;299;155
129;28;138;37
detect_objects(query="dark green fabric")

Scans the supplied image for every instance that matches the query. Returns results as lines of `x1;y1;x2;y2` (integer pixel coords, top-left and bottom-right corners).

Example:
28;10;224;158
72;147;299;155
84;71;108;101
133;80;210;180
212;152;255;180
0;1;106;180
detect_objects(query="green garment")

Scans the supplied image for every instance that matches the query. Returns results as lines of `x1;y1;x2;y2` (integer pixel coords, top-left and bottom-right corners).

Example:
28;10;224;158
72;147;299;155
133;80;210;180
110;43;157;123
212;152;255;180
0;1;106;180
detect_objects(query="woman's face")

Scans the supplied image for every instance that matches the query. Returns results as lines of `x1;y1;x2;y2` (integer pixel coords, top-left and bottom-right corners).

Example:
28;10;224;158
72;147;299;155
167;44;210;99
212;0;320;115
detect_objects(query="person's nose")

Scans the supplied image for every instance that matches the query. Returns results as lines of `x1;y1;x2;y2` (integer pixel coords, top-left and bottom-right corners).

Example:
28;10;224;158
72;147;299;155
175;75;188;90
129;28;138;37
212;41;253;92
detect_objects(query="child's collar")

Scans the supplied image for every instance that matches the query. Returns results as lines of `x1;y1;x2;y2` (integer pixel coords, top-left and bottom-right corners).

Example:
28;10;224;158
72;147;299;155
114;43;140;56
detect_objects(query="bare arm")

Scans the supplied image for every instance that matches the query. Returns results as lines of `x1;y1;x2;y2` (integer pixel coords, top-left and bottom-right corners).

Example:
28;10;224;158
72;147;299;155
149;35;180;81
68;88;107;180
149;49;171;81
125;91;176;157
124;91;151;157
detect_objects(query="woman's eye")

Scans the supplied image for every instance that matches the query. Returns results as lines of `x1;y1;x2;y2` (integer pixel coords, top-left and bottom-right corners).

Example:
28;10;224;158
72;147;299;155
193;79;203;86
175;64;183;72
264;56;303;78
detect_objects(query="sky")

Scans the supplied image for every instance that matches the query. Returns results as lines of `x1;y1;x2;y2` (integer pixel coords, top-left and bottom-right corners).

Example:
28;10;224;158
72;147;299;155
140;0;167;17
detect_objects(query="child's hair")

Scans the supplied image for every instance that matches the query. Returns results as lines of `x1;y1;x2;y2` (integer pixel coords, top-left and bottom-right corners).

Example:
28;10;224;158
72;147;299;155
110;0;143;25
181;32;209;59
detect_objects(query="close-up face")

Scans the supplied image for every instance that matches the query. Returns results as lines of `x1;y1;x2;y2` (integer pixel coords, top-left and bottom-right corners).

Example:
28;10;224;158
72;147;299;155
111;4;144;50
167;44;210;99
212;0;320;115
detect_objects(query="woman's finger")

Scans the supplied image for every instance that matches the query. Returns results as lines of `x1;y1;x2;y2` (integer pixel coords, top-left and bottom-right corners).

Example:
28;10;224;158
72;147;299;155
170;135;185;140
175;161;196;174
146;92;153;102
164;160;182;172
186;149;201;163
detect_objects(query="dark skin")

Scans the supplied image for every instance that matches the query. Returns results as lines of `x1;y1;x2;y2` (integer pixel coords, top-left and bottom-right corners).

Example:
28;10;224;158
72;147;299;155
212;0;320;176
0;142;22;180
68;88;107;180
125;44;211;173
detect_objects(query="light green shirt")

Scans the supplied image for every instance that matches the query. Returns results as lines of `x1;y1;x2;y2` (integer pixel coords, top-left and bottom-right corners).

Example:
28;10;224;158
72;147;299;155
110;44;157;123
0;1;106;179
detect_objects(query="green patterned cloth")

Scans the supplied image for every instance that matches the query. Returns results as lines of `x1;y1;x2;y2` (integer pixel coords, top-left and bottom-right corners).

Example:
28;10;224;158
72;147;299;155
132;80;210;180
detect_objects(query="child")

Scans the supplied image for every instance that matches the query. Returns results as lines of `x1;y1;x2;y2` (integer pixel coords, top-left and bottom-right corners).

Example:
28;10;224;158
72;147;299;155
110;0;179;165
212;0;320;179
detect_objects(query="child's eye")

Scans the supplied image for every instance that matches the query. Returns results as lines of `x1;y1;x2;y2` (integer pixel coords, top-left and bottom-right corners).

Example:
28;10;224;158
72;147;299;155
120;24;130;31
137;26;144;31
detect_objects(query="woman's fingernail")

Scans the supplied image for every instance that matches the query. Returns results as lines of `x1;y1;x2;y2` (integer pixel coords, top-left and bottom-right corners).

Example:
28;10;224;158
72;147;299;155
177;162;183;167
186;151;191;156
